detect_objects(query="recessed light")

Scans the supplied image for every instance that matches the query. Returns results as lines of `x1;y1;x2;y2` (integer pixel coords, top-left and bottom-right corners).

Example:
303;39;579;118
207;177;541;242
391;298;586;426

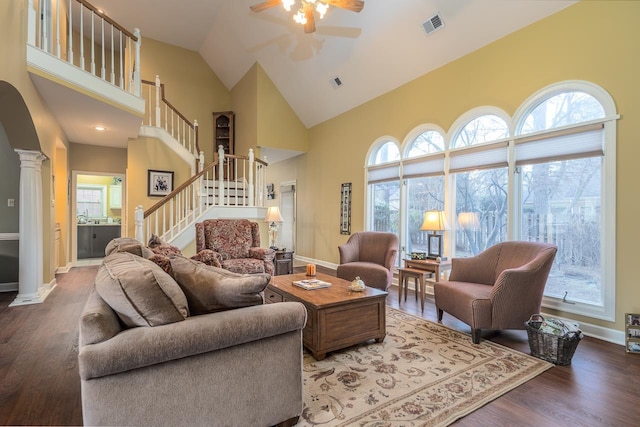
95;126;106;131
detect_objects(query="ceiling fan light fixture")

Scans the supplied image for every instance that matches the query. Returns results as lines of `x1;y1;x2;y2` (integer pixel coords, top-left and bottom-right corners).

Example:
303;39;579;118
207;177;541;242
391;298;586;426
282;0;295;12
293;9;307;24
316;2;329;19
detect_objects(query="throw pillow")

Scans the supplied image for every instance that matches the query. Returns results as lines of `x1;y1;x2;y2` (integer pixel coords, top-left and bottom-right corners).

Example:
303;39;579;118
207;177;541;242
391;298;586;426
105;237;152;257
95;252;189;327
169;255;269;315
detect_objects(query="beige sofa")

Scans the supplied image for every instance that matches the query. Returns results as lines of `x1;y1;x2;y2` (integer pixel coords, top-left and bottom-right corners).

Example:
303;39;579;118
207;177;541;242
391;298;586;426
78;250;307;427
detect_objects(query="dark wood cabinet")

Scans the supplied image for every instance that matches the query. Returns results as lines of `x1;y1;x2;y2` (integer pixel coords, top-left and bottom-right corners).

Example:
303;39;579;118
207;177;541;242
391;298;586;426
274;250;294;276
212;111;234;156
77;225;120;259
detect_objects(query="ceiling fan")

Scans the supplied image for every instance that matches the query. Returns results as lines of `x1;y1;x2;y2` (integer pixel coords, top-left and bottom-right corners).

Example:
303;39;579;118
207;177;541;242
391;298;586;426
250;0;365;33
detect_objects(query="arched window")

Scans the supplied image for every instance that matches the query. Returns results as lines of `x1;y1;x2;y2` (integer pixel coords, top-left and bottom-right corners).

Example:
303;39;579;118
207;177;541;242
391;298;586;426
406;130;444;157
450;111;510;257
514;84;614;319
366;139;401;236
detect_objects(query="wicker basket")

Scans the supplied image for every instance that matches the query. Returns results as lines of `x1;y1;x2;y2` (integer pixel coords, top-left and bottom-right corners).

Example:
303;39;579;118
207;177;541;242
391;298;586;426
525;314;583;365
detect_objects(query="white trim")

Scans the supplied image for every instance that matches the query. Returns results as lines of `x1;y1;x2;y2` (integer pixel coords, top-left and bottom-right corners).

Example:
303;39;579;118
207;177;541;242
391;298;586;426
447;106;511;150
0;282;18;292
0;233;19;240
401;124;447;157
365;136;401;167
294;255;338;272
9;278;57;306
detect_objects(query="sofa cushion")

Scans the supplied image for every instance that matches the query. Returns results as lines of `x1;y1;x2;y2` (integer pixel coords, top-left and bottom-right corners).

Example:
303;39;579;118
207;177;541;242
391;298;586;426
79;288;123;346
169;255;268;315
95;252;189;327
105;237;153;258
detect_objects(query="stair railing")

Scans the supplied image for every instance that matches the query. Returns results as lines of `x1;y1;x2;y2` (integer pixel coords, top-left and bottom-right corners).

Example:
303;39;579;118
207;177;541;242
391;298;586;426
135;149;268;243
141;76;200;161
28;0;141;96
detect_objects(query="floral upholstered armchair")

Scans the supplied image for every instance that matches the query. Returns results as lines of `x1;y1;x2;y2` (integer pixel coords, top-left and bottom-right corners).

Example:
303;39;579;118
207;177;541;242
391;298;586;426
195;219;275;276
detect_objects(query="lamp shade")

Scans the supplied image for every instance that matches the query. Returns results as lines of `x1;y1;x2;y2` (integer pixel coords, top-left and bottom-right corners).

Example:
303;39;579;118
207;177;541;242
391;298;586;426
458;212;480;231
265;206;284;223
420;210;449;231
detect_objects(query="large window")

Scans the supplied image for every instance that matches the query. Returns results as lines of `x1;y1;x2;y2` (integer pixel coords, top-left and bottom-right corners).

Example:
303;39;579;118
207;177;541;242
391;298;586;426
77;185;107;218
365;81;616;320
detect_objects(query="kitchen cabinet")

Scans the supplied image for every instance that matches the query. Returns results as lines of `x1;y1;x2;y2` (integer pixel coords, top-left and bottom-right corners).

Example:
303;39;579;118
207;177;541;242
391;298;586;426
77;225;120;259
110;185;122;209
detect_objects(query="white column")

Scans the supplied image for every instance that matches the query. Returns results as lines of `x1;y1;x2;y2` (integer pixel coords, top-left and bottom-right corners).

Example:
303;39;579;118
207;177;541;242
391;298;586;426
10;150;51;306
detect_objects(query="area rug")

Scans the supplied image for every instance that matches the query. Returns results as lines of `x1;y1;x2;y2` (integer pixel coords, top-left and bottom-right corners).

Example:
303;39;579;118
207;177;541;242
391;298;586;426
298;307;552;426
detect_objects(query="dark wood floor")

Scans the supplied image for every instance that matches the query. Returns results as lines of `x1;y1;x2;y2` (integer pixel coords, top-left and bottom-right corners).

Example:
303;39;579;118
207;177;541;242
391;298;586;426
0;264;638;426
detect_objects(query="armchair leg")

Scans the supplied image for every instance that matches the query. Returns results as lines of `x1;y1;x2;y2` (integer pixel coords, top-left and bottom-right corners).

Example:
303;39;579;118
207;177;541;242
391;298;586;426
471;329;481;344
436;308;443;322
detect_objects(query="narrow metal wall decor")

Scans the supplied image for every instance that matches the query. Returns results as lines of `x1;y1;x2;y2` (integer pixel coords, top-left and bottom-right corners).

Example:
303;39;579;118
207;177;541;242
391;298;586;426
340;183;352;235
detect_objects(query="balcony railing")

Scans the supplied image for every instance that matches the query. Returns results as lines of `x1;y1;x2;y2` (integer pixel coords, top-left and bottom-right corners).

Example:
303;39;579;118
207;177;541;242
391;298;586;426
28;0;141;96
135;147;268;243
141;76;200;160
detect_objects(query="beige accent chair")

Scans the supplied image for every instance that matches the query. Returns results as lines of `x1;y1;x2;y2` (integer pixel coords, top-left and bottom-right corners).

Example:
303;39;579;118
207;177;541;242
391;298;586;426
337;231;399;291
434;241;557;344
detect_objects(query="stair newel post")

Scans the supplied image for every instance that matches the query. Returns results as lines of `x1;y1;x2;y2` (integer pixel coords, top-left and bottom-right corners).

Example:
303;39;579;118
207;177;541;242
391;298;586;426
133;28;141;96
135;205;144;243
248;149;255;207
218;145;225;206
154;75;161;127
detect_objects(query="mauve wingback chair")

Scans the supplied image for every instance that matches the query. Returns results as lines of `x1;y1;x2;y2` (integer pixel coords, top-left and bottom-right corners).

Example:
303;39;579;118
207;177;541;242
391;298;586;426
434;241;557;344
336;231;399;291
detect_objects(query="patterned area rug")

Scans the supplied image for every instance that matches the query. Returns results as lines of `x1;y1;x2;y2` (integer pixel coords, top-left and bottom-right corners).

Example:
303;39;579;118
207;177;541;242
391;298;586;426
298;307;552;426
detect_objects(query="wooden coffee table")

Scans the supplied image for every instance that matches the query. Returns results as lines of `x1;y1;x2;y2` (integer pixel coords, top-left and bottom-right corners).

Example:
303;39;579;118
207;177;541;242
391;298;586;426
265;272;388;360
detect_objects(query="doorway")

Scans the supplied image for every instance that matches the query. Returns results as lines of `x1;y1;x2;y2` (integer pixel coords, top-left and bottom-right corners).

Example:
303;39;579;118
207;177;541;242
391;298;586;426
279;181;296;253
72;171;125;264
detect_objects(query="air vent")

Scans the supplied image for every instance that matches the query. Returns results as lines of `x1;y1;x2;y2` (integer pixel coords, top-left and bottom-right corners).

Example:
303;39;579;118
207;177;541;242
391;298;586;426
330;76;343;89
423;12;444;36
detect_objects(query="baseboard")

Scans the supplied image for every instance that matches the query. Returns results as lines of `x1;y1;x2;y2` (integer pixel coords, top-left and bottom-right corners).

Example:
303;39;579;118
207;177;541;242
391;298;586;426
0;282;18;292
56;263;72;274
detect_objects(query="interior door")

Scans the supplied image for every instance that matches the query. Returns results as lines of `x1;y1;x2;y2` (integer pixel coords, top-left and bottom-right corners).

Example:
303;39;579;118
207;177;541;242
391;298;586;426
279;183;296;252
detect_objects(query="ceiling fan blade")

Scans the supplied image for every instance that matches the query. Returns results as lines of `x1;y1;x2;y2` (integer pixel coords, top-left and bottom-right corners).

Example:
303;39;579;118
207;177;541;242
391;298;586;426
321;0;365;13
304;3;316;33
250;0;283;13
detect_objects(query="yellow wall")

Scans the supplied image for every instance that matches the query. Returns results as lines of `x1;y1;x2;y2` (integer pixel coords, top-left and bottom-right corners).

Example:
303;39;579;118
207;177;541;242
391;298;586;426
257;65;309;152
267;0;640;331
54;145;68;267
140;38;231;164
126;137;192;237
231;63;259;158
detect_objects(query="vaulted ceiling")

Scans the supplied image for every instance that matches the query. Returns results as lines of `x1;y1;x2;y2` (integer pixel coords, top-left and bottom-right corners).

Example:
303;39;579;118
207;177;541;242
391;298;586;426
91;0;576;128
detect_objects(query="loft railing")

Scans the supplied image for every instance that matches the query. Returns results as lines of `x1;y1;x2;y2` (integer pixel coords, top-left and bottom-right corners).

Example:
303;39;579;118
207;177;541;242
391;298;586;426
141;77;200;160
135;147;268;243
28;0;141;96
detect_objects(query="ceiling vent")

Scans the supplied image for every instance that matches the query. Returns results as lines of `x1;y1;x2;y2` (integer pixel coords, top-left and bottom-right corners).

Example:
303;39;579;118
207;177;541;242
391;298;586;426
423;12;444;36
330;76;343;89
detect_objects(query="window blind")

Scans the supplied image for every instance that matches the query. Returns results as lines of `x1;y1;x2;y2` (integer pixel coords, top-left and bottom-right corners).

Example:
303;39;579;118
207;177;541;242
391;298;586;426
402;153;445;178
449;141;508;173
515;123;604;166
367;161;400;184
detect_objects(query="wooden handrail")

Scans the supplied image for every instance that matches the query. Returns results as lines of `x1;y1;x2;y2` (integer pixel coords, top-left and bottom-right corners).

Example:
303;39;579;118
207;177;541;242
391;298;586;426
77;0;138;41
144;160;218;218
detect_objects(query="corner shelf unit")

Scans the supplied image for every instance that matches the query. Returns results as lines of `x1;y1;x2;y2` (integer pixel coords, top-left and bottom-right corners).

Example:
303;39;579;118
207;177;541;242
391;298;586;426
213;111;234;156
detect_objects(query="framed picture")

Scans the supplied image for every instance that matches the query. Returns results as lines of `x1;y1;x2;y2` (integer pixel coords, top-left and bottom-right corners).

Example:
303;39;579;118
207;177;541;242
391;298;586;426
427;234;442;259
340;183;351;235
147;169;174;197
625;313;640;354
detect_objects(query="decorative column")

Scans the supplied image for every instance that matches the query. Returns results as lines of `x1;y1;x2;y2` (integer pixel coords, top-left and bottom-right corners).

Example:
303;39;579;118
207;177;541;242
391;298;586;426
10;150;50;306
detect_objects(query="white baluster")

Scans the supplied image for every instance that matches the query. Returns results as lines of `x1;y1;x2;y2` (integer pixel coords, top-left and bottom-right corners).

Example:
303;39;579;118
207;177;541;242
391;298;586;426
100;18;105;79
55;0;60;58
110;24;115;84
27;0;36;46
248;149;255;207
155;75;161;127
79;1;84;69
218;145;225;206
67;0;73;64
133;28;141;96
90;11;95;75
119;31;124;89
42;0;49;52
135;205;144;243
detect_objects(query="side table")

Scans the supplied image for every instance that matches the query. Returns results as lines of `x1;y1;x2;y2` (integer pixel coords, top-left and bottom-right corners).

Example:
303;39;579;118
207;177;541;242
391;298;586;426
403;258;452;282
274;250;294;275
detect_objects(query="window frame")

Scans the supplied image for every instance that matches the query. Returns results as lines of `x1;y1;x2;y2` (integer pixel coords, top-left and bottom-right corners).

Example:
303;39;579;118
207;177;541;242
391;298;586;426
364;80;617;322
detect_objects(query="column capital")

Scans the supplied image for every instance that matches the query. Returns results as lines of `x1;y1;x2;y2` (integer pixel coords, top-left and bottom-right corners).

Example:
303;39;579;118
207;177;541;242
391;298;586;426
15;149;47;168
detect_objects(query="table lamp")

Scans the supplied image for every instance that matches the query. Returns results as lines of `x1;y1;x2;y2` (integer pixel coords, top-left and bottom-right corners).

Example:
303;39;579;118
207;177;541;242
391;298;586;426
264;206;284;249
420;210;449;260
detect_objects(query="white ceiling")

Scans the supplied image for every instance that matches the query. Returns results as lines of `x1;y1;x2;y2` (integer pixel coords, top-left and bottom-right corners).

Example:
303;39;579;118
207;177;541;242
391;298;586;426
90;0;576;129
